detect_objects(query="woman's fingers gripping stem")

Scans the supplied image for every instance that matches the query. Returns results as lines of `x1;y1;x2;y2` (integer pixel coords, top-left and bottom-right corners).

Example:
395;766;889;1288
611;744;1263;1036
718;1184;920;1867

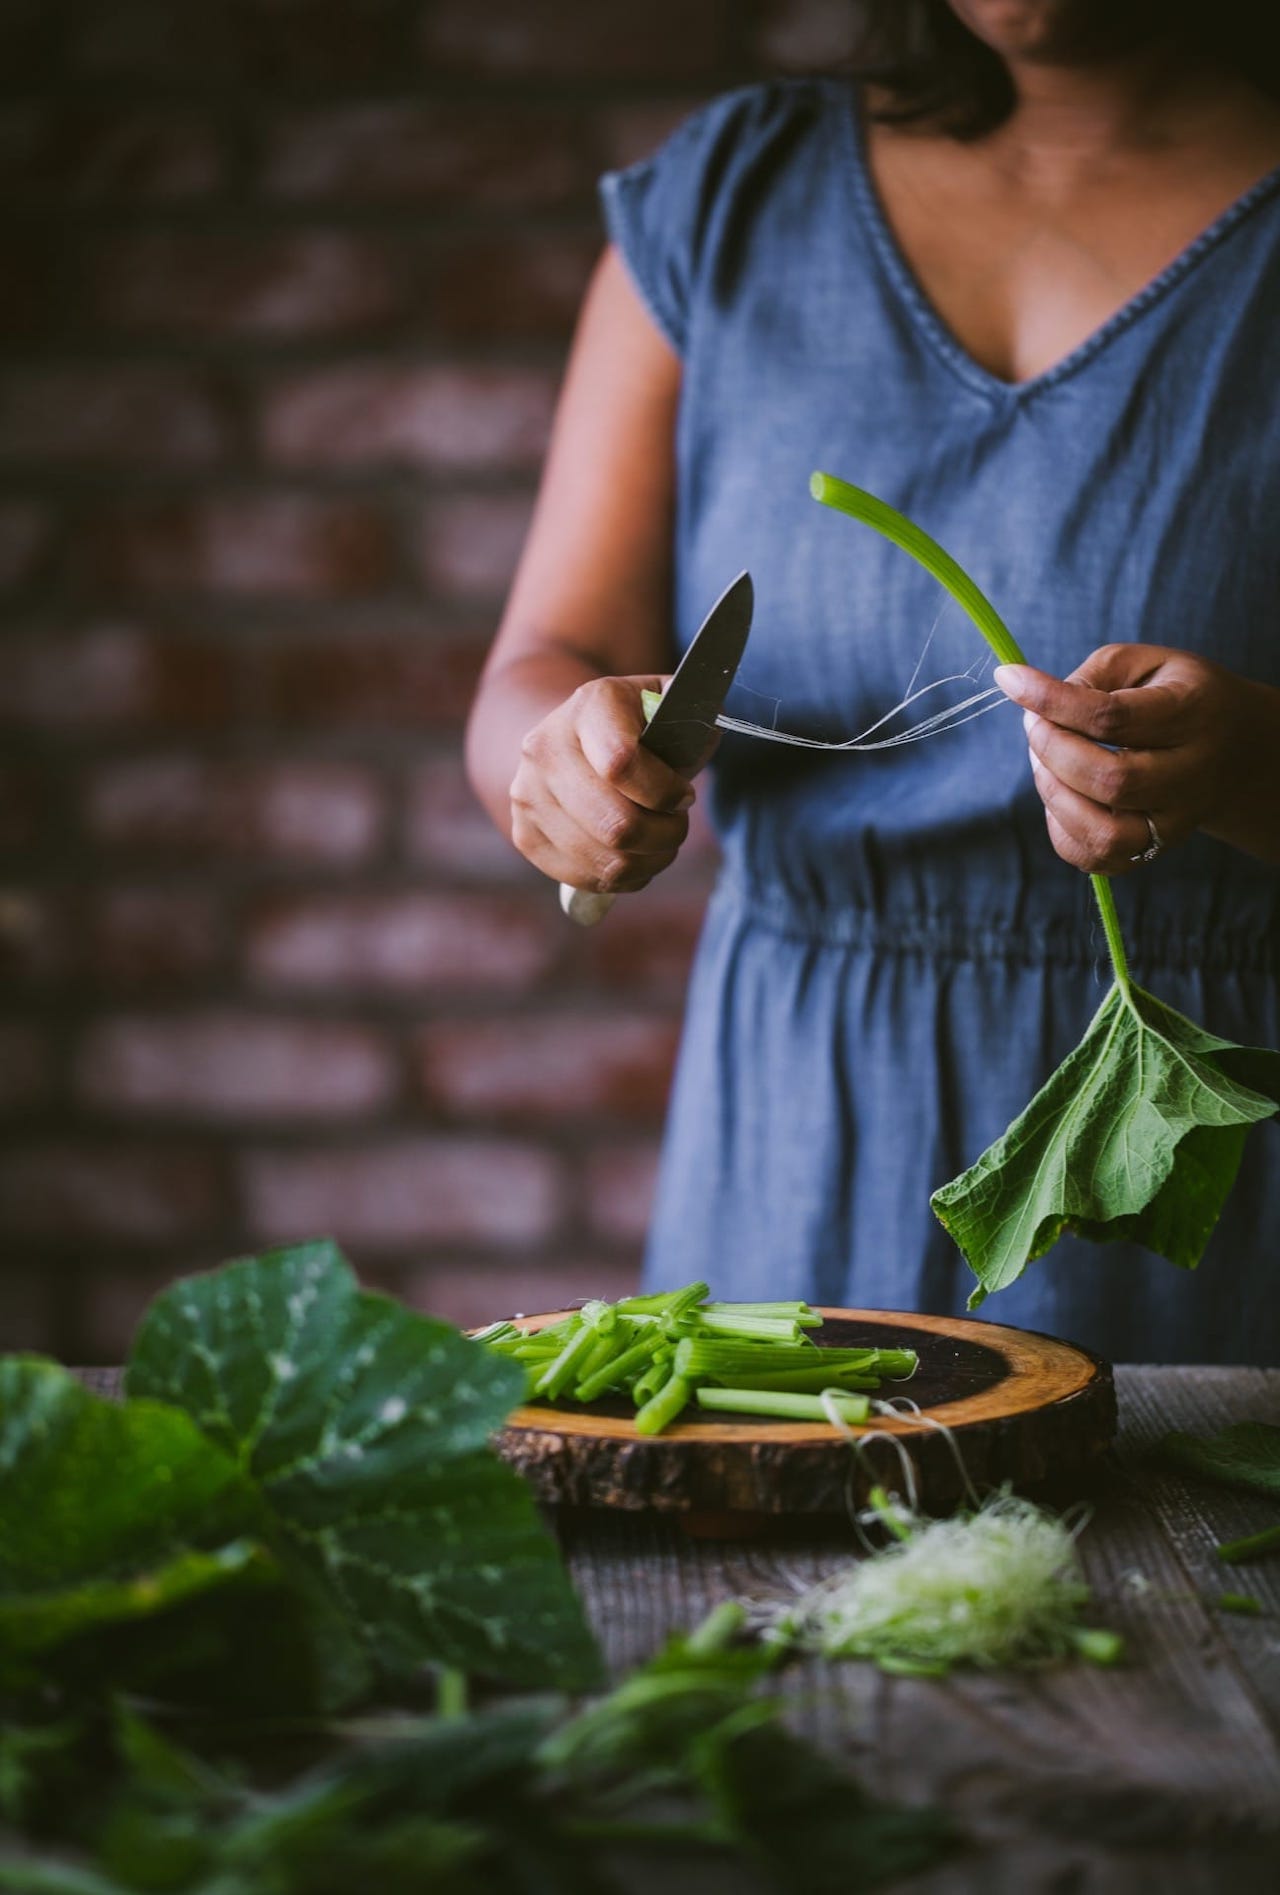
994;645;1221;874
994;645;1191;748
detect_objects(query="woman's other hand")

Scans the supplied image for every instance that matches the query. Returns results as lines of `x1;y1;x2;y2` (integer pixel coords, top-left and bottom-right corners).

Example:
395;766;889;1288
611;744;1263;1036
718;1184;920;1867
995;644;1280;870
510;674;701;893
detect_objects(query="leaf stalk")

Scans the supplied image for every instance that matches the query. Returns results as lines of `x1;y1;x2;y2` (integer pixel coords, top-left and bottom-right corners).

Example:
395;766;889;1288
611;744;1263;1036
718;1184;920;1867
810;472;1134;992
1089;874;1132;998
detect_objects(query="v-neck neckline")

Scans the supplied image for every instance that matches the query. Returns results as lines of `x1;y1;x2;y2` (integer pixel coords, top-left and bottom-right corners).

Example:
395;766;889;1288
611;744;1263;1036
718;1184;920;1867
840;90;1280;404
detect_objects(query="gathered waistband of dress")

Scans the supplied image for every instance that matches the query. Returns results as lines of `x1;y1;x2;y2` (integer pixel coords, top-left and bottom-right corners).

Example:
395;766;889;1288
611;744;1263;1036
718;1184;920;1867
709;874;1280;975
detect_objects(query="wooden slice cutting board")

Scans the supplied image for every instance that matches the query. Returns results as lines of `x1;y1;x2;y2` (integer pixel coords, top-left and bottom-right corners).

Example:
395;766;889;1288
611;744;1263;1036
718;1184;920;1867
493;1308;1116;1523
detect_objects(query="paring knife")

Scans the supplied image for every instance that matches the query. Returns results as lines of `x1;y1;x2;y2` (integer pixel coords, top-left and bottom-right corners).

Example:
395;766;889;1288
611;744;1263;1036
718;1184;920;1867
559;569;754;927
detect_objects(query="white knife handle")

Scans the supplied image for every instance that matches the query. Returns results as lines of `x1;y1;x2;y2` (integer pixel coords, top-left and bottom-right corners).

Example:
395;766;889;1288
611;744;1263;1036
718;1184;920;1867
560;883;617;927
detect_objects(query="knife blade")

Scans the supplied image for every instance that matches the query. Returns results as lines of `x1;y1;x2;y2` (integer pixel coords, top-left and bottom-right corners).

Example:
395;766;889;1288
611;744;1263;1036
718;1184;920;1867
560;569;753;926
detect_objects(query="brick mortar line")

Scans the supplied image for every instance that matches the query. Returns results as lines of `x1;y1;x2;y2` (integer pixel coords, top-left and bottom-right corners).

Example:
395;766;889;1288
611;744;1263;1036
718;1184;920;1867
0;596;514;630
7;983;691;1016
0;343;576;370
20;1109;671;1143
5;74;759;112
2;202;611;228
0;469;545;493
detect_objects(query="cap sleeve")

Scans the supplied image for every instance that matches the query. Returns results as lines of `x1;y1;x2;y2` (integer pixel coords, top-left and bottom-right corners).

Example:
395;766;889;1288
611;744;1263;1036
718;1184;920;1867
599;83;819;358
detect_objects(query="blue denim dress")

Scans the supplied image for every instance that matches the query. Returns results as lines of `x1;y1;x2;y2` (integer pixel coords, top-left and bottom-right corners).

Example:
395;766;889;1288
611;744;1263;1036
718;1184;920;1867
601;81;1280;1364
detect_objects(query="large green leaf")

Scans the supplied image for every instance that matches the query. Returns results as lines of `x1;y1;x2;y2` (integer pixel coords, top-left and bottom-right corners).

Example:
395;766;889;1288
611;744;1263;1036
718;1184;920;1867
932;983;1280;1308
125;1242;600;1692
0;1361;262;1664
1159;1422;1280;1498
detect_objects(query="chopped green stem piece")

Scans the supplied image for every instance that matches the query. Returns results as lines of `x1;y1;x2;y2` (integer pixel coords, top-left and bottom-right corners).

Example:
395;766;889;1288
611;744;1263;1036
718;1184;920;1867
673;1339;912;1378
616;1282;709;1317
672;1339;815;1375
696;1312;805;1342
580;1299;617;1334
1217;1522;1280;1565
710;1368;880;1394
632;1349;675;1406
635;1374;695;1436
512;1335;571;1359
529;1314;577;1339
688;1338;816;1362
469;1319;519;1344
846;1349;918;1379
534;1320;599;1401
575;1334;662;1402
701;1301;822;1327
1216;1591;1263;1615
573;1330;623;1387
696;1388;871;1424
1069;1627;1125;1666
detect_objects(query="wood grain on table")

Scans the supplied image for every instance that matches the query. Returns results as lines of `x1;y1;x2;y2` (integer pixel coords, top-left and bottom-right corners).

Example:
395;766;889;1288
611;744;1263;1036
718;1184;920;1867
79;1363;1280;1890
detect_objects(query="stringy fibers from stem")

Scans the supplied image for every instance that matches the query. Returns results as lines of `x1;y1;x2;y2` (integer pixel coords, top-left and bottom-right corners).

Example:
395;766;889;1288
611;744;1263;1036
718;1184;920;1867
758;1493;1096;1674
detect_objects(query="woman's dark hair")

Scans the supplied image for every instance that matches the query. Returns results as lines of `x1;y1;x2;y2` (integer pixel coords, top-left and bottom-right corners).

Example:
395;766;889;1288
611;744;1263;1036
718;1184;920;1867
852;1;1280;140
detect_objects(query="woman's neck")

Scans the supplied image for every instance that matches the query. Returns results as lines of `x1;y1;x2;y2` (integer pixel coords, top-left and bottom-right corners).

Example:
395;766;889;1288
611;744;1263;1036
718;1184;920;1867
992;49;1273;183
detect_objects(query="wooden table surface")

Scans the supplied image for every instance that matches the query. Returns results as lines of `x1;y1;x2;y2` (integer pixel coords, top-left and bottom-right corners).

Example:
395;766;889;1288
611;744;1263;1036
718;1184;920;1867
81;1363;1280;1890
559;1365;1280;1894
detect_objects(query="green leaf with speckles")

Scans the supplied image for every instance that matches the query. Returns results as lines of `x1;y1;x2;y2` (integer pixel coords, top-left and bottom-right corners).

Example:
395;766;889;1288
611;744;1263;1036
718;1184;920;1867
0;1359;263;1671
125;1242;600;1694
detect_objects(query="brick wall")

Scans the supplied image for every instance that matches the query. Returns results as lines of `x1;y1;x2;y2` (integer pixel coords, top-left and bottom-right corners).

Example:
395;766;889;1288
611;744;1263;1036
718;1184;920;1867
0;0;857;1361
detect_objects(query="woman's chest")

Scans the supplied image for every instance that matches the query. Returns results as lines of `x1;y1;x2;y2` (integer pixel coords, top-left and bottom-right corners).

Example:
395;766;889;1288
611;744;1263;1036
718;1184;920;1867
864;124;1280;386
676;111;1280;721
678;327;1280;731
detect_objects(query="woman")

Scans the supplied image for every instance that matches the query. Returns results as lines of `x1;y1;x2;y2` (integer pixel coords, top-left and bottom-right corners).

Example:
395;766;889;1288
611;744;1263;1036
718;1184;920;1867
466;0;1280;1364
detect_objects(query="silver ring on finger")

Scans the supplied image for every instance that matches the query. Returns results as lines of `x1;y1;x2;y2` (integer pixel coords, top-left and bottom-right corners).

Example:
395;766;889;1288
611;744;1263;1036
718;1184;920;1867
1129;813;1164;865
